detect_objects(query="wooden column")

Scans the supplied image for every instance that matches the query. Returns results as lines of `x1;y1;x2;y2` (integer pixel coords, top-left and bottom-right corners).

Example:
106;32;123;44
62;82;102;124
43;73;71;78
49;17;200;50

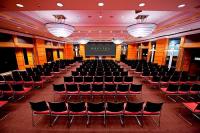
64;44;74;59
79;44;85;60
154;38;168;65
115;44;121;61
147;42;151;62
176;37;185;71
34;39;47;65
127;44;137;60
53;49;58;61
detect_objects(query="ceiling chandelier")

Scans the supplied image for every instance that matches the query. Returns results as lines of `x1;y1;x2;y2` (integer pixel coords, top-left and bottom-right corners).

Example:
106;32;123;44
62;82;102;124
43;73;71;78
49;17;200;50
112;38;124;44
77;39;90;44
45;15;75;38
127;15;156;38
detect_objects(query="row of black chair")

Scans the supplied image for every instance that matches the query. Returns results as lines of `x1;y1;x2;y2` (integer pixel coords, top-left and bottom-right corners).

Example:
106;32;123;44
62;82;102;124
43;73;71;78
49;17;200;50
0;84;32;100
64;76;134;84
30;101;163;127
53;84;142;101
160;84;200;102
71;70;128;76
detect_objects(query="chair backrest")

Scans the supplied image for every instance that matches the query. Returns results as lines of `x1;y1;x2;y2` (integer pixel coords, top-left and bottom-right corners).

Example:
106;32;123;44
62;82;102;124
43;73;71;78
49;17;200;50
26;68;33;76
79;84;91;91
105;76;113;82
32;74;42;81
68;102;86;112
179;84;190;91
4;75;14;81
48;101;67;112
53;84;65;91
152;76;160;82
124;76;133;82
92;84;104;91
94;76;104;82
74;76;83;82
117;84;129;91
72;71;79;76
84;76;93;82
11;84;24;91
87;102;105;112
167;84;179;91
114;76;123;82
121;71;128;76
125;102;144;112
130;84;142;92
144;102;163;112
0;84;12;91
105;71;112;76
64;76;73;82
104;84;116;91
66;84;78;91
106;102;124;112
161;75;170;82
30;101;49;112
22;75;32;81
191;84;200;91
0;75;5;81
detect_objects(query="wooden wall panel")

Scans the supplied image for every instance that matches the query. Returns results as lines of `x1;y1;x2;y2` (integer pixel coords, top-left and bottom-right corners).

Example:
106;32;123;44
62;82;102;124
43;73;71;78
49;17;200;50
34;39;47;65
15;48;25;70
154;39;168;65
177;36;200;71
147;42;151;61
127;44;137;60
26;49;34;67
115;44;121;61
79;44;85;60
64;44;74;59
53;49;58;61
60;50;64;59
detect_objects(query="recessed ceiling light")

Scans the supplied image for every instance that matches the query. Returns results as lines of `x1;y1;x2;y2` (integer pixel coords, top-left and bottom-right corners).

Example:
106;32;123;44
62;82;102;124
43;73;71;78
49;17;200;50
139;3;145;7
178;4;186;8
57;2;63;7
16;3;24;8
99;15;103;18
98;2;104;7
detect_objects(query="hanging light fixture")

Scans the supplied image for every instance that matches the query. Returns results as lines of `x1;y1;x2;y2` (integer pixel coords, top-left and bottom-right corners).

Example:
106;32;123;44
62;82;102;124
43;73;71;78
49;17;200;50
112;38;124;44
77;39;90;44
127;15;156;38
45;15;75;38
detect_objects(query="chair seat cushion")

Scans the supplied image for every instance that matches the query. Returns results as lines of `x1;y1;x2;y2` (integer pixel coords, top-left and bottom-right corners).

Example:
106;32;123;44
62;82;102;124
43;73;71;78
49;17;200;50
15;87;31;94
143;111;160;115
34;110;50;115
183;102;200;113
0;101;8;107
51;111;68;115
106;111;123;115
69;111;86;115
124;111;142;115
88;111;105;115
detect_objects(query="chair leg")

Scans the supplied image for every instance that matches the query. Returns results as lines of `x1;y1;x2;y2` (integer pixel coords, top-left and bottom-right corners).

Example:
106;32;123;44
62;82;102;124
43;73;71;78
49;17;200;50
68;115;74;127
86;115;90;126
120;115;124;126
135;116;142;127
104;114;106;127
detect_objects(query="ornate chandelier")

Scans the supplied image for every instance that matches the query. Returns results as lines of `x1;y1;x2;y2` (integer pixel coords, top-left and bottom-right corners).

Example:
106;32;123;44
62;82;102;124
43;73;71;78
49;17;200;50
112;38;124;44
77;39;90;44
127;15;156;38
45;15;75;38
